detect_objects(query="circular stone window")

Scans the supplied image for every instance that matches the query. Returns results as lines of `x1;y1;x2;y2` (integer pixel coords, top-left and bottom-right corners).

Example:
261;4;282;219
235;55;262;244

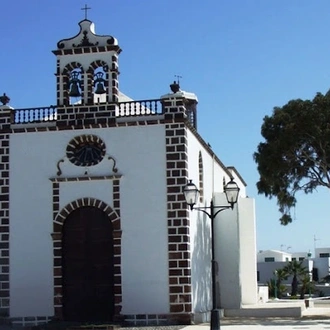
66;135;106;166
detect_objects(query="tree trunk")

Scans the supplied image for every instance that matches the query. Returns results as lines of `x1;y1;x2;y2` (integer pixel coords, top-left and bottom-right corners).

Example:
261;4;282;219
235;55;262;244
299;284;306;299
292;275;298;296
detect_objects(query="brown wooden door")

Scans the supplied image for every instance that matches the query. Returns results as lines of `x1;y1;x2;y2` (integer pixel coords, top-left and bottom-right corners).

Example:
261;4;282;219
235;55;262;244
62;206;114;322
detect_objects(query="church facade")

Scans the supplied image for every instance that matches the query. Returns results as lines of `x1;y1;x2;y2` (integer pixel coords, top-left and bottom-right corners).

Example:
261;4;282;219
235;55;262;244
0;18;257;327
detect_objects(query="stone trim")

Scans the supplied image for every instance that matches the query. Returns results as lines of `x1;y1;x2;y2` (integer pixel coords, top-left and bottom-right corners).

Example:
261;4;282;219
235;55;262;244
0;133;10;315
10;316;53;327
11;312;192;327
55;103;115;128
50;175;122;183
0;109;11;316
52;45;121;56
163;98;192;320
198;151;204;203
51;178;122;321
10;118;166;133
124;313;192;326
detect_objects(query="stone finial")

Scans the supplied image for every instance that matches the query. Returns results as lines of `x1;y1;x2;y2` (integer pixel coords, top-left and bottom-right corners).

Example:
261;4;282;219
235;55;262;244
0;93;10;105
170;81;180;93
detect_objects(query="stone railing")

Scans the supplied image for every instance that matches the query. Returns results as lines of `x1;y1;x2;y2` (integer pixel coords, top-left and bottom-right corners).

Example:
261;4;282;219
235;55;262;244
117;99;163;117
12;99;164;124
13;106;57;124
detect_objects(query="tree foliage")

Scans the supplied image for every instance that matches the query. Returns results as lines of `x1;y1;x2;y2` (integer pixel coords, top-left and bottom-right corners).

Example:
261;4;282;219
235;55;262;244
274;268;288;298
254;90;330;224
283;260;307;296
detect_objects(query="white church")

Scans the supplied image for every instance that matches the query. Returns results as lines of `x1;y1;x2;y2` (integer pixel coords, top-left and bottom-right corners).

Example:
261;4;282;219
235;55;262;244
0;16;257;327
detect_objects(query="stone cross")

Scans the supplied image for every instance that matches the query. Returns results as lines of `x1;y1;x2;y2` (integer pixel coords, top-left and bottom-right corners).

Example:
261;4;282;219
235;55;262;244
81;4;91;20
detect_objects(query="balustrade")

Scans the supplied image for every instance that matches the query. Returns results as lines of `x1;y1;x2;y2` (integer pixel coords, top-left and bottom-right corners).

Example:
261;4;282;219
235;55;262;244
13;106;57;124
12;99;164;125
117;99;163;117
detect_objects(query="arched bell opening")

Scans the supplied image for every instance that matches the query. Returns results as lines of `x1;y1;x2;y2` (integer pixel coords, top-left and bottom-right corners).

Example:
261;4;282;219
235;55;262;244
62;62;84;106
68;68;83;105
87;60;109;105
93;66;108;104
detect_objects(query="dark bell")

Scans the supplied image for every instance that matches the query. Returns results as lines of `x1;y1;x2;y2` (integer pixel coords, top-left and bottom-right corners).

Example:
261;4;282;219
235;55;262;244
69;83;81;97
94;82;106;94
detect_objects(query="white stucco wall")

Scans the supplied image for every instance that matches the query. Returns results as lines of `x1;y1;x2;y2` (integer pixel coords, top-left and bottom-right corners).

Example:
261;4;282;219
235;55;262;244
237;198;257;305
291;252;310;261
315;248;330;258
313;258;330;280
214;193;257;309
214;193;241;309
257;261;288;285
257;250;292;263
186;129;251;315
9;124;169;317
257;259;311;286
187;130;229;316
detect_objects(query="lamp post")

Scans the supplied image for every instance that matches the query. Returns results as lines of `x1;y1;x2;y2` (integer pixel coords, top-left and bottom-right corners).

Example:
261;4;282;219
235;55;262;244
307;252;312;299
183;178;240;330
274;270;278;300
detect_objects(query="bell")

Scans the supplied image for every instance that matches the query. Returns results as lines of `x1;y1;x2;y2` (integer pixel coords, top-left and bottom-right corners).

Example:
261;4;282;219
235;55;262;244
94;82;106;94
69;82;81;97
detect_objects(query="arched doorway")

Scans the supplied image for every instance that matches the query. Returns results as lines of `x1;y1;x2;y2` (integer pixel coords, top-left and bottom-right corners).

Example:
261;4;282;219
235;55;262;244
62;206;114;322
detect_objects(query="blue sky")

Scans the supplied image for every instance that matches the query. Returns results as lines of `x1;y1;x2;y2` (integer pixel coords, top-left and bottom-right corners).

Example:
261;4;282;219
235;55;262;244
1;0;330;254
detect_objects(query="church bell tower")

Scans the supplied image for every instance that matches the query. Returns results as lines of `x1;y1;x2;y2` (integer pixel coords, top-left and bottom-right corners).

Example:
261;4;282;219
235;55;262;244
53;17;121;106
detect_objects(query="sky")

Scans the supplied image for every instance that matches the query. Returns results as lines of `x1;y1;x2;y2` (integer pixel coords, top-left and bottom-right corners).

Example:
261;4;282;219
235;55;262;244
1;0;330;255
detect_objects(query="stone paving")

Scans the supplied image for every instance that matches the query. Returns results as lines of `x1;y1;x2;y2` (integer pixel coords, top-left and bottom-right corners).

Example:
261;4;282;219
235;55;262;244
0;306;330;330
182;317;330;329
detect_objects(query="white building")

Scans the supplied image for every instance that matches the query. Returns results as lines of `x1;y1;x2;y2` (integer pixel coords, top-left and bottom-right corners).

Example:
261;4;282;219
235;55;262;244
257;250;292;263
0;18;257;326
315;248;330;258
291;252;310;261
257;249;330;285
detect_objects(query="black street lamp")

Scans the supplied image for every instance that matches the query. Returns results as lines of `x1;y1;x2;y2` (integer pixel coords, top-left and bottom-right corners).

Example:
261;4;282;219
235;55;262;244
183;178;240;330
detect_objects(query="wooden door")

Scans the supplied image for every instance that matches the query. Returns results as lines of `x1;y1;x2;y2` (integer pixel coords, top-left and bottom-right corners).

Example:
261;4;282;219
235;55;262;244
62;206;114;322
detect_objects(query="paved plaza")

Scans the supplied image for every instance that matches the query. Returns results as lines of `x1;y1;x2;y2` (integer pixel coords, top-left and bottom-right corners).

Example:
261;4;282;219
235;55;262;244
183;317;330;329
0;305;329;329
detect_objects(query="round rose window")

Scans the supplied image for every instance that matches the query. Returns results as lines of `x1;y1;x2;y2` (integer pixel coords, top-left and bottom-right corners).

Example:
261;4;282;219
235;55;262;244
66;135;106;166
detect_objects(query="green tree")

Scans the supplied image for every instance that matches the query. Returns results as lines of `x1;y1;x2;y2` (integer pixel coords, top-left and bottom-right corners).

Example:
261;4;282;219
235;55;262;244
283;260;307;297
274;268;289;298
299;273;314;299
320;274;330;283
267;278;276;298
254;91;330;224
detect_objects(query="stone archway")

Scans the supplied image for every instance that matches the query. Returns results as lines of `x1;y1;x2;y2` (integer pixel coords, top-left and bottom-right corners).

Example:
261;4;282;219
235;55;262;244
52;198;122;321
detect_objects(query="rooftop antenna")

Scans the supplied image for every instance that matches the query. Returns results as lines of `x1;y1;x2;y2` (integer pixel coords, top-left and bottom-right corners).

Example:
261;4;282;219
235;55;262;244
287;246;292;251
81;4;91;20
314;235;321;251
280;244;285;251
174;74;182;85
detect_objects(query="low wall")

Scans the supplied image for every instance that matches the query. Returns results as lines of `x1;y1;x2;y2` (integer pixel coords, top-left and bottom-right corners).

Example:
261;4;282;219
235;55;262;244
224;301;305;318
258;286;269;303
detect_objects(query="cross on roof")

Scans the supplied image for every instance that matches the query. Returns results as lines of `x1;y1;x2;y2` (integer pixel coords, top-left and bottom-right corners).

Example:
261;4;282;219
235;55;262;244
81;4;91;20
